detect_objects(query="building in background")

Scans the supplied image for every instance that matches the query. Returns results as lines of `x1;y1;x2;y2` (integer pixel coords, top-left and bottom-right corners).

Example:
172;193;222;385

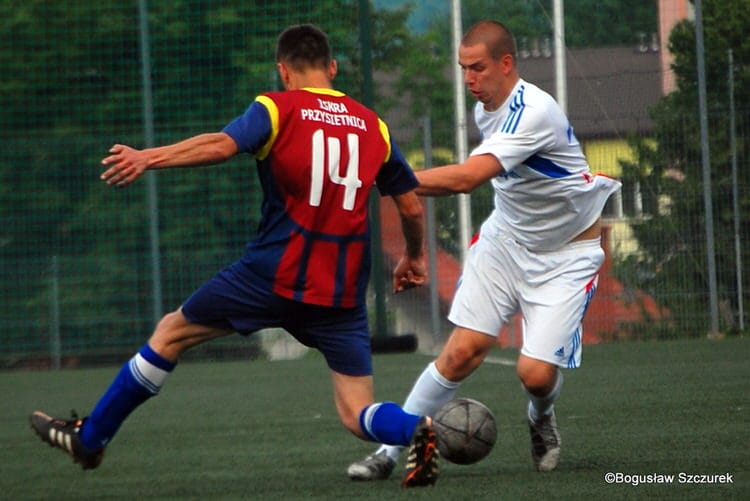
659;0;694;94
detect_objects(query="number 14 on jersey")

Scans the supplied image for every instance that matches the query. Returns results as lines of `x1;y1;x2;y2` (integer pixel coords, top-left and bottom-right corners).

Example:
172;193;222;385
309;129;363;211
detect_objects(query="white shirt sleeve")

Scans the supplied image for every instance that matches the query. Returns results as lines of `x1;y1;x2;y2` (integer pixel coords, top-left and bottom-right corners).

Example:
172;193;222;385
470;102;557;173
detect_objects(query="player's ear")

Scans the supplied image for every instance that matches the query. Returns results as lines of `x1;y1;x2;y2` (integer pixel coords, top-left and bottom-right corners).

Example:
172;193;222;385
501;53;515;74
277;62;291;89
328;59;338;80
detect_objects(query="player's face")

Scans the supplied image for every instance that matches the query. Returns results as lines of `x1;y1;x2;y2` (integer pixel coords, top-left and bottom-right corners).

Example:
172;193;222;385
459;43;509;111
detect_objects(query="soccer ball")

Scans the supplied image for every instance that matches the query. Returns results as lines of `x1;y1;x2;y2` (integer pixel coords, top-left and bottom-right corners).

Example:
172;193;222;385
432;398;497;465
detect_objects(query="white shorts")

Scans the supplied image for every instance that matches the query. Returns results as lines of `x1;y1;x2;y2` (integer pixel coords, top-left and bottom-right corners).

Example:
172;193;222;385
448;226;604;369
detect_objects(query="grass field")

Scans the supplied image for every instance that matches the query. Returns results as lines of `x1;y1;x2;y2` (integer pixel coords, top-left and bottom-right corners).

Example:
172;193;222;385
2;337;748;500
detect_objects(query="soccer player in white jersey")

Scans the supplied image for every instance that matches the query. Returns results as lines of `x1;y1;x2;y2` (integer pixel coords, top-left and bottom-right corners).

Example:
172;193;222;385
348;20;620;479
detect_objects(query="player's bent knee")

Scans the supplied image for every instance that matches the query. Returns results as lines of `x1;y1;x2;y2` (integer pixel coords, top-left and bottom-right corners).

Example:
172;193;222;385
517;359;558;395
148;310;219;360
437;328;496;380
521;378;552;396
438;351;479;381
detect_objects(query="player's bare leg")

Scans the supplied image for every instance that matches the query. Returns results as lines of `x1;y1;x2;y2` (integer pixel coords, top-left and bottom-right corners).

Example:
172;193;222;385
434;327;495;380
331;371;375;439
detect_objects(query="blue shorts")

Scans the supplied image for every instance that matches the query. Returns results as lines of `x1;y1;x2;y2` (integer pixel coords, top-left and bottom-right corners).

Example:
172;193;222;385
181;262;372;376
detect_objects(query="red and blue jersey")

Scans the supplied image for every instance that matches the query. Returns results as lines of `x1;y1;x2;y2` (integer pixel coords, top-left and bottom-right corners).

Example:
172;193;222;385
222;88;417;308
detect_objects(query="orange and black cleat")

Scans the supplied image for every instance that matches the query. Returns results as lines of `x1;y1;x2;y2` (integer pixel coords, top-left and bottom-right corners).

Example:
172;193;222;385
401;417;439;487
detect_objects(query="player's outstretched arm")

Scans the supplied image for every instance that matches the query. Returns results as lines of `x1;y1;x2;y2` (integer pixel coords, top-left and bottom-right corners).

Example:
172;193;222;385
100;132;238;187
415;153;504;197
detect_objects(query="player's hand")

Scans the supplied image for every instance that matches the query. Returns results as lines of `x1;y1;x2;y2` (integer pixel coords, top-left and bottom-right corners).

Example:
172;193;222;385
100;144;149;187
393;255;427;293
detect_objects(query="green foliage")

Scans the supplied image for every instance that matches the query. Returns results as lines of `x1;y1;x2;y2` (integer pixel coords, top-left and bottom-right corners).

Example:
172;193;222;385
0;1;411;355
563;0;657;48
3;0;736;356
463;0;656;48
388;0;658;252
612;0;750;334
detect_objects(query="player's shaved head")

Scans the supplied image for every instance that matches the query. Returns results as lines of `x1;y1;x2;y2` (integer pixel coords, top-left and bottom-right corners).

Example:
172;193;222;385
461;20;516;61
276;24;332;71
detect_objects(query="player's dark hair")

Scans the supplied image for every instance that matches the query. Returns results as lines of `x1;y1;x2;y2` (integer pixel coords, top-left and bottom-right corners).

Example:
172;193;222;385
462;20;517;60
276;24;332;71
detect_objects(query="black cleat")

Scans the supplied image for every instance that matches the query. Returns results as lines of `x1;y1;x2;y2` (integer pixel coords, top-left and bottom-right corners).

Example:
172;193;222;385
30;411;104;470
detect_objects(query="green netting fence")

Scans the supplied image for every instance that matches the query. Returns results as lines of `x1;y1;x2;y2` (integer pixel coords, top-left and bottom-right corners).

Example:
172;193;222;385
1;0;748;369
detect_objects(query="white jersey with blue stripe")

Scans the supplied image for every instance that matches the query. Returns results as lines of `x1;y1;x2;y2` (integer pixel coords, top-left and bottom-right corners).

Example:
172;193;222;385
471;79;621;251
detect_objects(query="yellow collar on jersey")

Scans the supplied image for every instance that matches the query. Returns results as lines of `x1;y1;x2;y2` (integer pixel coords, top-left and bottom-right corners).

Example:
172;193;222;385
302;87;345;97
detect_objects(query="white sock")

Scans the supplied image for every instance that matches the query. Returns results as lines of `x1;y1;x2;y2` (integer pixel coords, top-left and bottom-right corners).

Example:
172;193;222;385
526;370;563;422
378;361;461;461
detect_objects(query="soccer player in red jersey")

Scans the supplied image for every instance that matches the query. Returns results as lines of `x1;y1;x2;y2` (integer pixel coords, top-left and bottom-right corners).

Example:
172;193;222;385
30;24;438;487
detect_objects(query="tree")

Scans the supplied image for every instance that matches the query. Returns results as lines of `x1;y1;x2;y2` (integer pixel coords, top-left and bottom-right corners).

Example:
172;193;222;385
564;0;657;48
387;0;658;254
615;0;750;335
0;0;415;357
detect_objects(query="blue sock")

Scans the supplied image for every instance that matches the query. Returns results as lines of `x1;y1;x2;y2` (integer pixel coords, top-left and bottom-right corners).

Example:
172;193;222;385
80;344;175;450
359;402;421;446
